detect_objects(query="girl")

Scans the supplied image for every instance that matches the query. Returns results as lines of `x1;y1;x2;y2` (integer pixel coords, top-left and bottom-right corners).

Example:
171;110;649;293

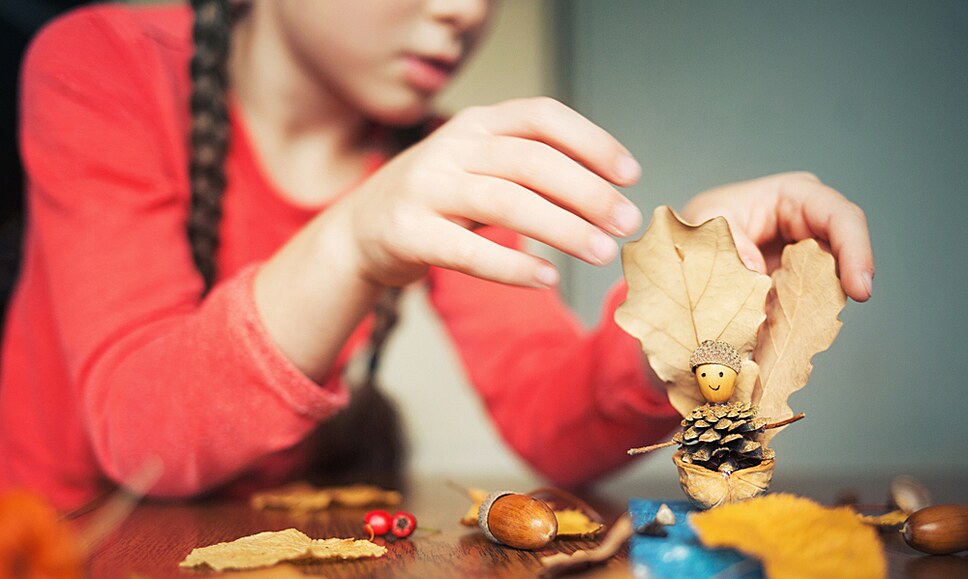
0;0;873;511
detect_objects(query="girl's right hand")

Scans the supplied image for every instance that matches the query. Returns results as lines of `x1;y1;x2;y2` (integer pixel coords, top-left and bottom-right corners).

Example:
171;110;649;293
338;97;645;288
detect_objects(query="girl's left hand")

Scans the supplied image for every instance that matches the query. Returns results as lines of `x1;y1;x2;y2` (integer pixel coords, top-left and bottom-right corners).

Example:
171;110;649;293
680;172;874;302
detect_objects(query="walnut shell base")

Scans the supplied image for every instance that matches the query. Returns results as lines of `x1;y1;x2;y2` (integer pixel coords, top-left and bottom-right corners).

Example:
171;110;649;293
673;450;775;510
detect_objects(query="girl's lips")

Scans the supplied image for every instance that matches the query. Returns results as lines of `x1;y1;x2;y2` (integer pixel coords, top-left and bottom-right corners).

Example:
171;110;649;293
403;55;456;93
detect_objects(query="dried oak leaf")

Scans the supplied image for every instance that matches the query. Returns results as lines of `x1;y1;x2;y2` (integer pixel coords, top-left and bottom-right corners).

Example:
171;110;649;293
540;514;633;576
251;483;402;512
752;239;846;444
690;494;886;579
616;206;771;415
179;528;386;572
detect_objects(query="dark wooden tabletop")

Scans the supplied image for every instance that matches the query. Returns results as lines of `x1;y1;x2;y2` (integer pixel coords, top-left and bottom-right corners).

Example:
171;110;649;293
76;470;968;579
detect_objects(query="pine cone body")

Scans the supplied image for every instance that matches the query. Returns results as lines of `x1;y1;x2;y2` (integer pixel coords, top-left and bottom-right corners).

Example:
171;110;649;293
672;401;774;473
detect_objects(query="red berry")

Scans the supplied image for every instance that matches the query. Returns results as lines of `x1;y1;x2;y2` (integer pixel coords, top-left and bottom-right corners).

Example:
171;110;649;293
391;511;417;538
364;510;392;537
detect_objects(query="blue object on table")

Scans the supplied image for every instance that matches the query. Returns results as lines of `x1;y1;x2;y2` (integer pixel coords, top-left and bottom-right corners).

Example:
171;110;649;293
628;499;764;579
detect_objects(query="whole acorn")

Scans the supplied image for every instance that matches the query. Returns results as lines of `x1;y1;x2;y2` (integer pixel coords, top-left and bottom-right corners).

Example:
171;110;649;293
902;504;968;555
478;491;558;550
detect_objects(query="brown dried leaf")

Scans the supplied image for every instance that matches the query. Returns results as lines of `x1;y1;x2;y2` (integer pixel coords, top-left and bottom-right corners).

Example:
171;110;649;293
690;494;886;579
753;239;846;443
540;514;633;576
616;206;771;415
178;528;386;572
250;483;402;512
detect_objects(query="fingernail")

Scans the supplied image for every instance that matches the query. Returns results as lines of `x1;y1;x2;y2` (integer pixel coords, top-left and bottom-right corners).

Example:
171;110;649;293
534;265;559;288
740;253;759;272
610;202;642;236
862;270;873;297
616;155;641;183
590;232;618;264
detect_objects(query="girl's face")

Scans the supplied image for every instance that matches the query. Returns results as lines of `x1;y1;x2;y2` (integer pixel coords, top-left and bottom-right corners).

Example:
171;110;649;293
263;0;492;125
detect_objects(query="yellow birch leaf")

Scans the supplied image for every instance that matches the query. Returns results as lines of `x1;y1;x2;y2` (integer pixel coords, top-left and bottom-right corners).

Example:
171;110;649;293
690;494;886;579
179;528;386;572
554;509;604;538
753;239;846;444
616;206;771;416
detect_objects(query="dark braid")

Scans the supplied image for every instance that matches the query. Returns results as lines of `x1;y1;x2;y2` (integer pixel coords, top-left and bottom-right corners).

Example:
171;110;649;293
188;0;230;292
304;288;407;490
187;3;425;489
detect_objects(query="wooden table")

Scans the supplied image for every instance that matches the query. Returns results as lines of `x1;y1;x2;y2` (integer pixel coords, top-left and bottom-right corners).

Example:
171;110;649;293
78;471;968;578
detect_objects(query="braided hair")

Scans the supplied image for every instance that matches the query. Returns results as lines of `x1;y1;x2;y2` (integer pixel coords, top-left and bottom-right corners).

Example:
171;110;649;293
189;0;407;487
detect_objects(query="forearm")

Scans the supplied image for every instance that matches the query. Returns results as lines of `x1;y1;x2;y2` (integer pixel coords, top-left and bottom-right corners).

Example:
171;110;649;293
83;267;357;497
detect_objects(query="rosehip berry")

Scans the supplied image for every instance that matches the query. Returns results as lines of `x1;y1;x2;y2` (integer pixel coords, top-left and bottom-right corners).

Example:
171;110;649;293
364;510;392;537
391;511;417;538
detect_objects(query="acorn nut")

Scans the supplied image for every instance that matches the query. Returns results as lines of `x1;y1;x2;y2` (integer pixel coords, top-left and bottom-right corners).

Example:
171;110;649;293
478;491;558;550
902;504;968;555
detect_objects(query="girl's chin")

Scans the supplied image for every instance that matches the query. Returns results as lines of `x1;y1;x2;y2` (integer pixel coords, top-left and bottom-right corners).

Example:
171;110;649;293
367;96;436;127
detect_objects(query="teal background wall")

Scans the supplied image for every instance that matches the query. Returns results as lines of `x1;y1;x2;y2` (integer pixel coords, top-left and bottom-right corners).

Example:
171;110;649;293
556;1;967;477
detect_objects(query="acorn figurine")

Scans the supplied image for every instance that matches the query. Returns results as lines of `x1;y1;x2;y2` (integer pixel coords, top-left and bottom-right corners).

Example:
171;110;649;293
629;340;790;509
674;340;775;508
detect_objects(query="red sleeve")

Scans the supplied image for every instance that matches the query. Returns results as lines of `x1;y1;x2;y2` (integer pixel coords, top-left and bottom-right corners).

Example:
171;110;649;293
19;8;346;496
428;227;679;487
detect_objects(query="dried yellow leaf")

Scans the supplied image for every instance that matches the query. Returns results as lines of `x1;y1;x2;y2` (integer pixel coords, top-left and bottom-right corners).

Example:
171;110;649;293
858;510;908;527
616;206;771;416
690;494;886;579
178;528;386;572
308;537;389;559
250;483;402;512
753;240;846;444
554;509;604;538
459;488;490;526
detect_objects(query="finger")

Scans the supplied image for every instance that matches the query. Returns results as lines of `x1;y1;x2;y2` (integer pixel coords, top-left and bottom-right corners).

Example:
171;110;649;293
412;218;559;288
730;229;768;274
781;178;875;301
457;97;642;187
441;173;618;265
462;135;642;236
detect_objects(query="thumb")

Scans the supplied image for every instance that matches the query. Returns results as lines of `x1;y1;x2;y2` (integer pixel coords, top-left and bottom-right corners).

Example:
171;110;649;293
731;231;767;274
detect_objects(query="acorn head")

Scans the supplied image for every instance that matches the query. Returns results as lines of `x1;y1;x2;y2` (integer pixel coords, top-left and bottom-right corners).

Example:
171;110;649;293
690;341;743;403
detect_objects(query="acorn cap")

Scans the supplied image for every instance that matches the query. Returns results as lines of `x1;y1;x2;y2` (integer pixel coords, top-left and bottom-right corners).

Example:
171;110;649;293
689;340;742;374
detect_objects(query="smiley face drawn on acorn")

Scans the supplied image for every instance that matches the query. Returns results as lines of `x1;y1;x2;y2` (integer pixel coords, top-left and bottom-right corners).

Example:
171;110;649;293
695;363;737;403
689;340;743;404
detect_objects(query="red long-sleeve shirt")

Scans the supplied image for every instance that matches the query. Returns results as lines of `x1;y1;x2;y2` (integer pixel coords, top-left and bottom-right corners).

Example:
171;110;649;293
0;3;677;511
